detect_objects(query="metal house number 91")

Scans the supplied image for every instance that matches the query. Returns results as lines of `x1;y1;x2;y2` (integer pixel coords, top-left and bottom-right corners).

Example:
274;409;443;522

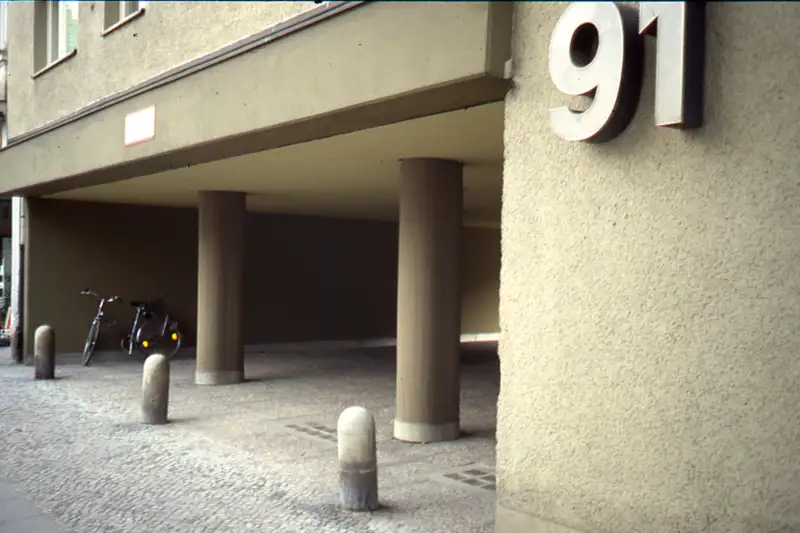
548;2;706;143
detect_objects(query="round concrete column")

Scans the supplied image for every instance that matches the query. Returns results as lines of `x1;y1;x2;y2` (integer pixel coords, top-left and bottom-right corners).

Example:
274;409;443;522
196;191;246;386
394;158;463;443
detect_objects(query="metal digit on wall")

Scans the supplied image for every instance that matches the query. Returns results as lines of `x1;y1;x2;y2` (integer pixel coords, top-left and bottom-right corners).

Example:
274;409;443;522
548;2;644;143
639;1;706;129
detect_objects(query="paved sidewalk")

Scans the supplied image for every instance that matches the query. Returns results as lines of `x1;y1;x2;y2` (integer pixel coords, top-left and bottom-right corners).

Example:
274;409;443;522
0;480;72;533
0;345;498;532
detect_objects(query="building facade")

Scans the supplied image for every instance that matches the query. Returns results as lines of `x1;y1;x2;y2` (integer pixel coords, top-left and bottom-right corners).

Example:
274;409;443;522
0;2;798;532
0;0;6;148
0;1;12;331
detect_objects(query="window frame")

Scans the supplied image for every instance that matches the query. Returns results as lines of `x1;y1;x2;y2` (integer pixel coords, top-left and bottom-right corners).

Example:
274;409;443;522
121;1;142;19
45;0;78;65
32;0;78;78
102;0;147;37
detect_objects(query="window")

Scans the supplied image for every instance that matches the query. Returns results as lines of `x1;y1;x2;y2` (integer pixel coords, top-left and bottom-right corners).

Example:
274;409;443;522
104;1;147;32
46;1;79;64
33;0;78;73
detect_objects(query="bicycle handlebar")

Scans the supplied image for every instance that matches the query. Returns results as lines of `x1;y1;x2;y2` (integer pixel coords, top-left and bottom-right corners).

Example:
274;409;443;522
80;289;121;303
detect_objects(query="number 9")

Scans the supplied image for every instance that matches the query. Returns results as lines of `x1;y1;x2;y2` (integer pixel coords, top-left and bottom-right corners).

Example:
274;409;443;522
548;3;643;143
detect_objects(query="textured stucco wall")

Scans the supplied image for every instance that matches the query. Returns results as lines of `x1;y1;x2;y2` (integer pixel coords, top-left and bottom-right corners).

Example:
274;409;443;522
498;3;800;533
6;1;314;137
24;200;499;355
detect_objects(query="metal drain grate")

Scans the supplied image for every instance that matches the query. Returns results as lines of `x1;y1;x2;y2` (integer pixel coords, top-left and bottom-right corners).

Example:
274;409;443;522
439;465;496;492
285;422;338;444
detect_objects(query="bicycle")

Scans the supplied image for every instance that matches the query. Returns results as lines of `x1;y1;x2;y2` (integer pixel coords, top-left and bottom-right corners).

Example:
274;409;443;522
80;289;183;367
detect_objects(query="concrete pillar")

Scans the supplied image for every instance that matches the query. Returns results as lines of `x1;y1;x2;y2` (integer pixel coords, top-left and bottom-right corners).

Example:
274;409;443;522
196;191;246;386
394;158;463;443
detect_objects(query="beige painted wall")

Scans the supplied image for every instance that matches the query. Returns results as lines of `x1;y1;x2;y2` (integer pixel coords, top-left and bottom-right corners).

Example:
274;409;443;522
462;226;500;334
1;2;507;198
7;1;315;137
24;199;499;355
24;200;199;355
498;3;800;533
242;213;399;344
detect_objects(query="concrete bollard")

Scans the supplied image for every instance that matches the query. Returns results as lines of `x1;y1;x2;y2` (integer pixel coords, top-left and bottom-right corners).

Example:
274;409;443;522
141;353;170;425
337;406;379;512
11;326;23;364
33;325;55;380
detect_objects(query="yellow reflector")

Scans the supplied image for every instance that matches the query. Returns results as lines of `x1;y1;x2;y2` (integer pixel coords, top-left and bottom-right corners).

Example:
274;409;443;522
171;333;178;341
142;340;149;348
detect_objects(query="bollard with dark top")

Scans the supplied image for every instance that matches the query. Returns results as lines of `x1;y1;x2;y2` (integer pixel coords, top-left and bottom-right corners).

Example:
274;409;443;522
11;326;23;364
141;353;170;425
34;325;55;380
337;406;379;511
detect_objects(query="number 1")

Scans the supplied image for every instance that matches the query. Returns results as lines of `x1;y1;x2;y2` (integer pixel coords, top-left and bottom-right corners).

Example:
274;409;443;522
639;2;706;129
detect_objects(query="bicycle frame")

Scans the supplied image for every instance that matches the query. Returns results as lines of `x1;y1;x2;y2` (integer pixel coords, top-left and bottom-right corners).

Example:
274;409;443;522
83;289;135;353
82;288;182;360
127;303;171;355
128;304;173;354
127;306;146;356
84;290;117;328
95;299;107;323
159;313;171;337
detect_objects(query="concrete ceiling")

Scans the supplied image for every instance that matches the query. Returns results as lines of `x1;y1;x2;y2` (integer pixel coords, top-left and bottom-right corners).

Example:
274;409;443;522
49;101;504;227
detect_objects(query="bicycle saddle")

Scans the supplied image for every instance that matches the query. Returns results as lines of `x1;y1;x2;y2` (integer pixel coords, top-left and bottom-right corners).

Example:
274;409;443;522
130;301;149;308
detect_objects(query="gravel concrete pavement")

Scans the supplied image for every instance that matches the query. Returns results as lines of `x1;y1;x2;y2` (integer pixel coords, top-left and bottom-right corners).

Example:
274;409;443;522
0;346;498;532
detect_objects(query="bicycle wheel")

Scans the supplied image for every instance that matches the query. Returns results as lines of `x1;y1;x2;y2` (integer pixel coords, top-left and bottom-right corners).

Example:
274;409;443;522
135;317;182;359
82;320;101;366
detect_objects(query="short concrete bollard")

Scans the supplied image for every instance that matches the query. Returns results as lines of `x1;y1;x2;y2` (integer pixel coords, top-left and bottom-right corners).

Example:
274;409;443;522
141;353;170;425
34;325;55;380
11;326;23;364
337;406;379;512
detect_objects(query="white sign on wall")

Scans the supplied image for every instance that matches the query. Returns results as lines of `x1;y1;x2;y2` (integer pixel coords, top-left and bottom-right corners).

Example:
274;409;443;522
124;105;156;146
